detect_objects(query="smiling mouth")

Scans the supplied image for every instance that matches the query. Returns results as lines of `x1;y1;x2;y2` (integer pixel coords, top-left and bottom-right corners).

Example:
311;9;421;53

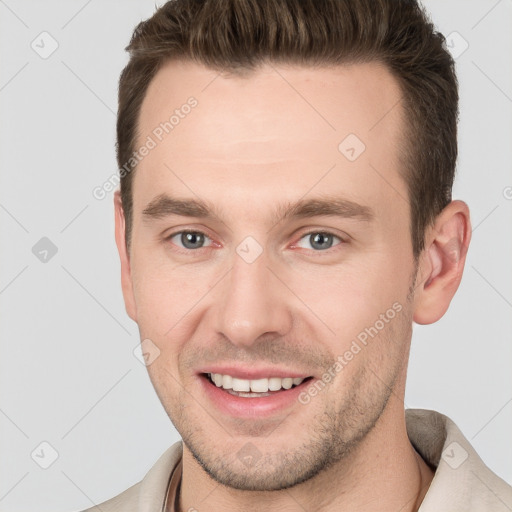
204;372;313;397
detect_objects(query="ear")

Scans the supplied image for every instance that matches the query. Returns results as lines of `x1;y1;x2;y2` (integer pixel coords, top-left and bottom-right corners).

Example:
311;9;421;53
114;191;137;322
413;200;471;325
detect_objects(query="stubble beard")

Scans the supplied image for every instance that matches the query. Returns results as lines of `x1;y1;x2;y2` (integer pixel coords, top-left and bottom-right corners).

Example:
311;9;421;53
170;306;412;492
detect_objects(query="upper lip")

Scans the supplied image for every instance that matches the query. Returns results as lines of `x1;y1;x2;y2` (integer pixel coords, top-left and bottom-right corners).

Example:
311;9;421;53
197;365;312;380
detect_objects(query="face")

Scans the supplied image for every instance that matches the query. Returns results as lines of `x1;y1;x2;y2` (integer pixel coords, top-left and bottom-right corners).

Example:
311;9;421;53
118;60;419;490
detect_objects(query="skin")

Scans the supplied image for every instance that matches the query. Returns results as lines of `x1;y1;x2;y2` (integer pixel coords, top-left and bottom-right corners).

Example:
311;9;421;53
114;59;471;511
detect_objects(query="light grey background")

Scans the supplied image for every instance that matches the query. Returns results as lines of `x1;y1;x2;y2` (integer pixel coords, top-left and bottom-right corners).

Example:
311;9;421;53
0;1;511;511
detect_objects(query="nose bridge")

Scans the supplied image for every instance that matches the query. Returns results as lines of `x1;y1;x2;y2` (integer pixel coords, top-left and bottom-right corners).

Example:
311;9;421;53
213;245;292;347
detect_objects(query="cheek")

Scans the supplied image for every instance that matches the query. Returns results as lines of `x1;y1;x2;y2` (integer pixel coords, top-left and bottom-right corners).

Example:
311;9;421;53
288;259;409;348
130;242;217;329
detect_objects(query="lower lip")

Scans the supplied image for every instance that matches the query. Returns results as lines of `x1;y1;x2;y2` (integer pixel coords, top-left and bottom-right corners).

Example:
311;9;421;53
200;374;312;418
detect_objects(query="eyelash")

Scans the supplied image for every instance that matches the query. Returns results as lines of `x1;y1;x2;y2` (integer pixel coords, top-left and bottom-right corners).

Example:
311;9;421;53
164;229;345;255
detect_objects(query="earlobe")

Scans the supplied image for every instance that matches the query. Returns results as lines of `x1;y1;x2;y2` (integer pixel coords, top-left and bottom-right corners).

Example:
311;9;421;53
114;191;138;322
413;200;471;325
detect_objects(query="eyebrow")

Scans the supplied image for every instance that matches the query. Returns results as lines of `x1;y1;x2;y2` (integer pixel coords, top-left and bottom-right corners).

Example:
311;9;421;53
141;193;375;226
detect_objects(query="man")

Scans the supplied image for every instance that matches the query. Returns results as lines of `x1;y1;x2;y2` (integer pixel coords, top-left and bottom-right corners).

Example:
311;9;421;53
85;0;512;510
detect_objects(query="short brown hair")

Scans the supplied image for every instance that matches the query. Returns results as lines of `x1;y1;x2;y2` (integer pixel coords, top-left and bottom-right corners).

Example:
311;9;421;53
117;0;458;258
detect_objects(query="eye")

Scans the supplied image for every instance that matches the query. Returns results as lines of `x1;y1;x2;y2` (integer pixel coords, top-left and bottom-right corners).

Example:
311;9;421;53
167;230;213;250
295;231;343;251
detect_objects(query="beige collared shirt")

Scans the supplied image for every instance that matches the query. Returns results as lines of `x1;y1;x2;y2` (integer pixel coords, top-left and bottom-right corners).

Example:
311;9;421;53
81;409;512;512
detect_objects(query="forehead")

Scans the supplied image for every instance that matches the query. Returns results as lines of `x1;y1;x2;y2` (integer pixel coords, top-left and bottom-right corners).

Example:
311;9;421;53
133;59;407;223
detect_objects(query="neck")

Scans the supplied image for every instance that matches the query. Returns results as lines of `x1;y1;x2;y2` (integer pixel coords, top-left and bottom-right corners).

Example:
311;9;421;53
176;397;434;512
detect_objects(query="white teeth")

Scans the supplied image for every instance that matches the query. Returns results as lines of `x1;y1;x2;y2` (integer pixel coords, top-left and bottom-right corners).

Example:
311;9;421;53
232;377;251;392
282;378;293;390
222;374;233;389
268;377;282;391
208;373;305;393
250;378;269;392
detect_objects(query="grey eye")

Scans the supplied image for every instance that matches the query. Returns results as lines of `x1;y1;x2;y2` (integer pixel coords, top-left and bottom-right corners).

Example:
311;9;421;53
170;231;212;250
296;232;341;251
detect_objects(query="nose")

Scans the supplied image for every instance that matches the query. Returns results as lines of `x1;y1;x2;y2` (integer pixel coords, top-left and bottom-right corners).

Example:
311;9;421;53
212;249;293;348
